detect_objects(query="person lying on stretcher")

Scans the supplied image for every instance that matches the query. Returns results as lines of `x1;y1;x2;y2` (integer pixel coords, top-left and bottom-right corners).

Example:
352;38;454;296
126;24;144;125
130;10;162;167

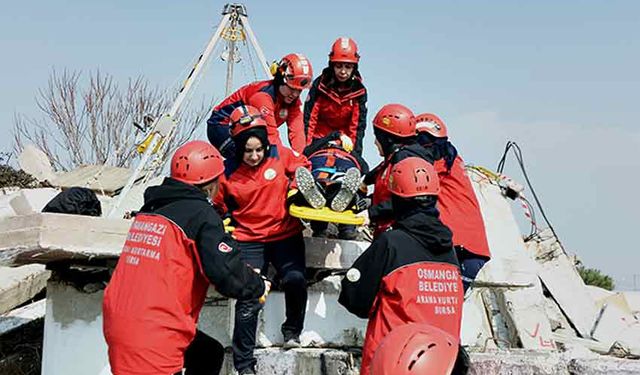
288;131;370;239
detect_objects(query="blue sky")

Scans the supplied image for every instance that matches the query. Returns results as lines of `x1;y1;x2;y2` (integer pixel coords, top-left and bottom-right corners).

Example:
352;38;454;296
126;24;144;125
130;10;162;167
1;1;639;289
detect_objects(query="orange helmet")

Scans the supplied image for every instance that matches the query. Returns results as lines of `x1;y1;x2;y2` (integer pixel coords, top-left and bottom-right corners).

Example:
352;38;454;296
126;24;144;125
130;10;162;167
276;53;313;90
371;323;458;375
388;157;440;197
372;104;416;138
170;140;224;185
229;105;267;137
416;113;448;138
329;37;360;64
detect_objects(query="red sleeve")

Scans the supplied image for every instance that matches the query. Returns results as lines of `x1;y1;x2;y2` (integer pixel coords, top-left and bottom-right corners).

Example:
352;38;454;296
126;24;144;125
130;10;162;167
248;91;284;148
286;101;306;153
213;175;229;216
280;146;310;178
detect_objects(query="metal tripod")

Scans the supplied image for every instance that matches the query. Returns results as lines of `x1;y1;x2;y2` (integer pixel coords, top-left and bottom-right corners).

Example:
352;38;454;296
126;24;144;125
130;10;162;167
108;3;270;218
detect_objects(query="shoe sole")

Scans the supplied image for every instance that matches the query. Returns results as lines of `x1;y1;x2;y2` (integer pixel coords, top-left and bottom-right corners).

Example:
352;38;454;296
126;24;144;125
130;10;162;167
282;340;302;350
295;167;326;209
330;168;361;212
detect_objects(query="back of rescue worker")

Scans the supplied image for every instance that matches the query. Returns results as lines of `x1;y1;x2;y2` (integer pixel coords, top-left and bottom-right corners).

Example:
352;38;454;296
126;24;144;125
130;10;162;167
103;141;267;375
339;157;463;375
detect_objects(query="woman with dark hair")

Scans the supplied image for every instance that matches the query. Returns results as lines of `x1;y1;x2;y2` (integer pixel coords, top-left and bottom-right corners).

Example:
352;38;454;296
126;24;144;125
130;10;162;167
304;37;367;158
207;53;313;158
214;105;310;375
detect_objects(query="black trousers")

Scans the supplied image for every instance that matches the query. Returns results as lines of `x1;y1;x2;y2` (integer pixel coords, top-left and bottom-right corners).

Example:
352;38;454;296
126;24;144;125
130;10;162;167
232;233;307;372
175;330;225;375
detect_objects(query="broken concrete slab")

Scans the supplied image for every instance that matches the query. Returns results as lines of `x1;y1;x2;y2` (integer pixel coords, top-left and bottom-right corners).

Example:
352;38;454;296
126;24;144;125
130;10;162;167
590;302;640;356
566;357;640;375
541;292;575;335
0;299;46;336
0;213;131;266
0;264;49;314
469;351;569;375
9;188;59;215
18;145;56;183
221;348;360;375
551;332;614;355
461;287;495;349
623;291;640;317
0;191;19;219
469;171;556;350
218;348;640;375
52;165;138;196
0;213;368;269
525;230;599;339
587;285;615;304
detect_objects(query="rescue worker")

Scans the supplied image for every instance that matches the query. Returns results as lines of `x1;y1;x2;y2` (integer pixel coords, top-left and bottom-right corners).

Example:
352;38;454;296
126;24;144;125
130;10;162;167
416;113;491;291
339;157;463;375
292;131;369;239
103;141;269;375
371;323;459;375
304;37;368;158
361;104;434;238
214;105;310;375
207;53;313;158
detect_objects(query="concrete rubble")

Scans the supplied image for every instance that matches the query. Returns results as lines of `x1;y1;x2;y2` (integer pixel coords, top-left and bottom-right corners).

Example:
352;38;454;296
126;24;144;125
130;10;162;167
0;159;639;374
0;264;49;314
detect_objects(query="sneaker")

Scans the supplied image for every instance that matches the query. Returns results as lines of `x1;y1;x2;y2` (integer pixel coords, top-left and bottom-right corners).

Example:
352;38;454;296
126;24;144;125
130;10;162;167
238;366;256;375
282;335;302;349
295;167;326;209
330;167;361;212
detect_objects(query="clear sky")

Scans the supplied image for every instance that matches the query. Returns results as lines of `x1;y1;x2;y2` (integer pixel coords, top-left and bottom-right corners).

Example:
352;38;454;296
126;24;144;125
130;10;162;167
1;1;639;289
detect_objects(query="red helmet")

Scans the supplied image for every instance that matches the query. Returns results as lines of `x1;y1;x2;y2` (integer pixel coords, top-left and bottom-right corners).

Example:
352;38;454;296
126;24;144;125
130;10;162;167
229;105;267;137
277;53;313;90
329;37;360;64
170;140;224;185
388;157;440;197
416;113;448;138
372;104;416;138
371;323;458;375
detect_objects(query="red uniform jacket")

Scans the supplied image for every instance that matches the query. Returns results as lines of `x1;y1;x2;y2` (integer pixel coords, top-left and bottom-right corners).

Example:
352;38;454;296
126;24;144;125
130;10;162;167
435;156;491;259
103;179;264;375
216;145;309;242
304;68;367;156
104;214;208;375
208;80;306;152
339;211;462;375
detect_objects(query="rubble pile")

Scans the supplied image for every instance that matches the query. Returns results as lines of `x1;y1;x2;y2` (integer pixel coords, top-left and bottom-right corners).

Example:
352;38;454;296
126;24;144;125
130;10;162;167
0;147;639;374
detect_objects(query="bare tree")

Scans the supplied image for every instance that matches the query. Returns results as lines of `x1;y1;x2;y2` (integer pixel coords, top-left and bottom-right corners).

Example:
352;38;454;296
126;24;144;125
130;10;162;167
13;69;210;172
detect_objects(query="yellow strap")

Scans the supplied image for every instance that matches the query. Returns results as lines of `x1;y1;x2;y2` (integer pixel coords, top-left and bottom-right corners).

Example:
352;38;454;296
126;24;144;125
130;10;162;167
467;165;501;181
289;205;365;225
